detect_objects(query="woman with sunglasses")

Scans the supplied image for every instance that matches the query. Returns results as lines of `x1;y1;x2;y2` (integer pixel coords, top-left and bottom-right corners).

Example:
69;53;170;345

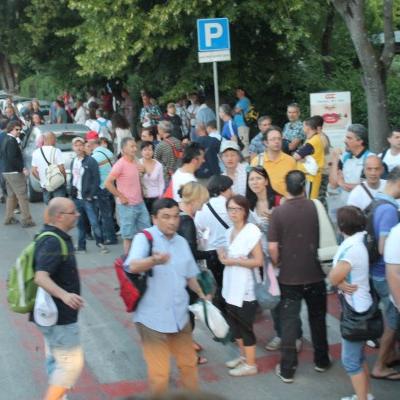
218;194;263;377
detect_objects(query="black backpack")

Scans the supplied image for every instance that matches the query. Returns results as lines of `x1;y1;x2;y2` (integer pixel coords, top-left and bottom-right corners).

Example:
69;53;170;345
364;199;398;265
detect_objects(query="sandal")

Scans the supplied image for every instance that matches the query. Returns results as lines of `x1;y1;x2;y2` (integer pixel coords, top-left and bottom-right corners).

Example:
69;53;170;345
197;356;208;365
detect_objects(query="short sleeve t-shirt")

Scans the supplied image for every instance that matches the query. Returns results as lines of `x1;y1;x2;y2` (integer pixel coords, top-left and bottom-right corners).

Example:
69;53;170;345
371;198;399;278
347;180;386;211
332;231;372;312
34;226;80;325
31;146;64;188
171;169;197;201
110;157;143;205
92;147;114;188
384;223;400;308
268;197;324;285
233;97;250;127
382;150;400;172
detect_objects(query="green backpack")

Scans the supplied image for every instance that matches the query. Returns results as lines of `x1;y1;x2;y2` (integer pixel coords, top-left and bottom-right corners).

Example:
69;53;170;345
7;231;68;313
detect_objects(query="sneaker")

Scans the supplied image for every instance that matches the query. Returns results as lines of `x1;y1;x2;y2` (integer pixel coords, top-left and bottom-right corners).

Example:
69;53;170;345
366;339;379;349
98;244;110;254
14;208;20;214
341;394;374;400
296;338;303;353
225;356;245;369
21;221;36;228
4;217;19;225
228;362;257;377
315;362;332;372
265;336;281;351
275;364;294;383
104;239;118;245
74;247;86;254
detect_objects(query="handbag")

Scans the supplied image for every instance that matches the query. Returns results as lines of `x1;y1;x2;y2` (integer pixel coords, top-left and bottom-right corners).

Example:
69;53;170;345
33;287;58;327
251;264;280;310
197;268;217;296
339;289;383;342
312;198;338;262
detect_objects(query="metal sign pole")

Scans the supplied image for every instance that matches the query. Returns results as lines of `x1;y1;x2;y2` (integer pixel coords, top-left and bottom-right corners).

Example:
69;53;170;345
213;61;220;133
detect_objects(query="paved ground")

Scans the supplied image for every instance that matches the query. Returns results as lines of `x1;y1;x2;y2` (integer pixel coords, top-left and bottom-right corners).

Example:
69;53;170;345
0;202;399;400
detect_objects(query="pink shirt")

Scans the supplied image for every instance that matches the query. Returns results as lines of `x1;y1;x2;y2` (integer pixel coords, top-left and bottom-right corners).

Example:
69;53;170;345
110;157;143;205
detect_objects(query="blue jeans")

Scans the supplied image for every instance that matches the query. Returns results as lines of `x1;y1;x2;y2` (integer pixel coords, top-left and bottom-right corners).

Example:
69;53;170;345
95;188;117;242
341;339;365;375
43;185;67;205
116;202;150;240
38;323;84;388
74;198;103;249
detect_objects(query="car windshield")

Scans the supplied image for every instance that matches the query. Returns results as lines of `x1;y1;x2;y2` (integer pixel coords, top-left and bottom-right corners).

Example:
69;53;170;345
57;132;85;151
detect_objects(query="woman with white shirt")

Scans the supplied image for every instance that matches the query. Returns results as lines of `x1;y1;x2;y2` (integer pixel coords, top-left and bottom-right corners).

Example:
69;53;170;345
139;141;164;213
112;113;131;156
195;175;233;292
218;195;263;377
329;206;374;400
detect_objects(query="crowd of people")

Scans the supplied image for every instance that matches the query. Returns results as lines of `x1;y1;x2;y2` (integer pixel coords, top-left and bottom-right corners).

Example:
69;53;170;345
1;88;400;400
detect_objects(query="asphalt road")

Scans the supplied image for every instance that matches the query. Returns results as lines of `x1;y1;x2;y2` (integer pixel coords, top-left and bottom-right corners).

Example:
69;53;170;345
0;201;398;400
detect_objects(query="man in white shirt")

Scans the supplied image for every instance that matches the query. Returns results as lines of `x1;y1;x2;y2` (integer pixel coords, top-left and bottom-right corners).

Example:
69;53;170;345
31;131;66;204
381;128;400;174
94;109;113;141
347;155;385;210
74;100;87;125
170;142;205;201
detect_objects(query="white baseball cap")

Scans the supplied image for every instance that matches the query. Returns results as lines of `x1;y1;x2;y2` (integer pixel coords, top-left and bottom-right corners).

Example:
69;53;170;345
219;140;240;154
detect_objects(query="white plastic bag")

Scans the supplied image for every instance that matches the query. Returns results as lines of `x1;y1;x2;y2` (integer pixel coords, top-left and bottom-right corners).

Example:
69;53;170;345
189;300;229;339
34;287;58;326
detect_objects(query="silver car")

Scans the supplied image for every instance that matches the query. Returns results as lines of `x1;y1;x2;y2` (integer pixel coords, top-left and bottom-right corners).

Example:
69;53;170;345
22;123;89;202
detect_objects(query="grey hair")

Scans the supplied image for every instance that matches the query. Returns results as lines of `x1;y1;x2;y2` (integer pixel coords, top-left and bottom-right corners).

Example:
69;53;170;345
387;166;400;183
347;123;368;146
121;136;135;149
258;115;272;125
158;120;173;134
219;104;232;116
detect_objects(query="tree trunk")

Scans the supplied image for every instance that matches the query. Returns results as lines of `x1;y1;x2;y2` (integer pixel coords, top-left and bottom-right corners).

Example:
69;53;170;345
321;3;336;78
0;53;17;92
330;0;393;152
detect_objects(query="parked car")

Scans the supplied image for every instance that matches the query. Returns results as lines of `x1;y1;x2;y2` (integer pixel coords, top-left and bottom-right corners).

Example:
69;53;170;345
22;123;89;202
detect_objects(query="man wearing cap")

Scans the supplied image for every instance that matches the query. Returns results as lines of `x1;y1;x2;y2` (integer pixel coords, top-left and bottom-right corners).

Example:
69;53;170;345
85;131;117;245
70;136;109;254
31;131;66;204
221;140;248;196
33;197;84;400
251;126;297;196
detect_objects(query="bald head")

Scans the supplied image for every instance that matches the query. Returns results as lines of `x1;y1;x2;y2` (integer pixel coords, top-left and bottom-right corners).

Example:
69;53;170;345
364;155;383;187
43;131;56;146
47;197;74;220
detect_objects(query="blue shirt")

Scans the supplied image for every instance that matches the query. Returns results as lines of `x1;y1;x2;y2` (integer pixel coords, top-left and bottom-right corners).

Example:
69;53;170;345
196;105;216;126
234;97;250;127
125;225;199;333
283;120;305;143
222;119;238;140
248;132;265;156
91;147;114;188
371;192;399;278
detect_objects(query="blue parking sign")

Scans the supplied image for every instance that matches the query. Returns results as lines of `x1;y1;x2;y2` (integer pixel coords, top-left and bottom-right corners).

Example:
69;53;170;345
197;18;230;52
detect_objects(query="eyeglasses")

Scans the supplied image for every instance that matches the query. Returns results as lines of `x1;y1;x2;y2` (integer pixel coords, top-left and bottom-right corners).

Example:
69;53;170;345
227;207;243;213
60;211;78;215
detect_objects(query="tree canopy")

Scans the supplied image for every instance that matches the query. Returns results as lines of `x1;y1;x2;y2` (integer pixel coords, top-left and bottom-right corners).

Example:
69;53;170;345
2;0;400;147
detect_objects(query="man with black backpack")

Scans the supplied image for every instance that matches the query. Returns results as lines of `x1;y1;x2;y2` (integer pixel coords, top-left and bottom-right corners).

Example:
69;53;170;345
366;166;400;380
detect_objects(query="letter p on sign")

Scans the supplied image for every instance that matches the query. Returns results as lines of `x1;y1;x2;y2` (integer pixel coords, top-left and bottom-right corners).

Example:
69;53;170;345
205;23;223;47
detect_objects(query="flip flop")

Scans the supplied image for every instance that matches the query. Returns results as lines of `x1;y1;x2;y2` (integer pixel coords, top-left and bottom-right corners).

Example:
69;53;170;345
386;360;400;368
197;356;208;365
371;371;400;381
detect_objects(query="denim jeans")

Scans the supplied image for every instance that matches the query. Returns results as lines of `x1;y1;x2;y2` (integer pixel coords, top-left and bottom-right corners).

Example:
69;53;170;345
116;202;151;240
341;339;365;375
95;188;117;242
74;198;103;249
43;184;67;205
271;301;302;339
279;280;330;378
